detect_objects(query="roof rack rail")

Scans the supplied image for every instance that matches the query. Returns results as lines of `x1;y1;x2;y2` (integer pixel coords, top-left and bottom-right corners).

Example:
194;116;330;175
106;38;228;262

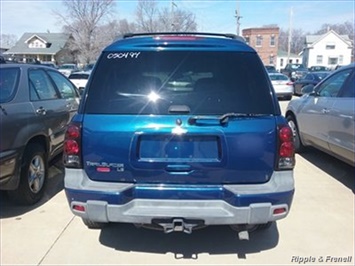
122;32;245;42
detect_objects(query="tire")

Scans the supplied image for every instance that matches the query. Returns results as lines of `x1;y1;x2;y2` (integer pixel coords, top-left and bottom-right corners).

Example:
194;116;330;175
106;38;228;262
230;222;273;233
82;218;107;229
256;222;273;231
8;143;47;205
286;115;305;153
284;95;292;101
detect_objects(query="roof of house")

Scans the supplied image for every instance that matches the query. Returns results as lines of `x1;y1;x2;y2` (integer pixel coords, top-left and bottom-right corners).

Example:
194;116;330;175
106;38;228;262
4;33;71;55
305;30;352;47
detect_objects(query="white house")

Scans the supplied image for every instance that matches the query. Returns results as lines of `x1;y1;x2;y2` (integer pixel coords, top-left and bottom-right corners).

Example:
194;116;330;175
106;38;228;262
302;30;353;70
276;50;303;72
4;32;74;65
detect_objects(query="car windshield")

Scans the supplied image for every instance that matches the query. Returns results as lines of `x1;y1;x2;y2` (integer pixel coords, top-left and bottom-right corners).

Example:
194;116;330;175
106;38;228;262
0;67;20;103
60;65;75;69
85;51;275;115
314;72;329;80
290;64;306;70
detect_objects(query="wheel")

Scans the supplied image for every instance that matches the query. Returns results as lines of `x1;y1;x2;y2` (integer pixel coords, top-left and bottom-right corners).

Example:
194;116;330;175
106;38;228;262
256;222;273;231
286;115;305;153
230;222;273;233
82;218;107;229
8;143;47;205
284;95;292;101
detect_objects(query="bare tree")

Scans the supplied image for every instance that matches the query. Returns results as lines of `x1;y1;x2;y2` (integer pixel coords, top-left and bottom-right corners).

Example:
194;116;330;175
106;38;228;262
116;19;137;35
135;0;160;32
1;34;18;48
314;21;354;39
279;27;305;54
94;19;137;50
159;7;197;32
54;0;116;64
135;0;197;32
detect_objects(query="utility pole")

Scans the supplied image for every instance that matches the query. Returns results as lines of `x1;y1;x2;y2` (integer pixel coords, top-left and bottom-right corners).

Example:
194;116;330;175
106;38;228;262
287;7;293;63
235;0;242;35
171;0;177;31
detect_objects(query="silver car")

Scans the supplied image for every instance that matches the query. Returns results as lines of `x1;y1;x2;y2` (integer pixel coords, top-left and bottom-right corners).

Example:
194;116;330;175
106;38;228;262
268;73;294;100
285;63;354;167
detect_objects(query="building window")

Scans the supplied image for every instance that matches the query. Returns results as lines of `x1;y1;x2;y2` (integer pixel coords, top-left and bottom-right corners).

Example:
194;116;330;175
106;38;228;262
270;35;275;46
339;55;343;64
316;55;323;64
269;55;274;65
245;36;250;44
280;58;284;67
256;35;262;47
296;59;299;63
326;44;336;49
328;57;338;65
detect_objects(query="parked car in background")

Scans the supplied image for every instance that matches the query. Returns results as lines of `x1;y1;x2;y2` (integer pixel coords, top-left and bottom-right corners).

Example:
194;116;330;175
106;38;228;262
281;63;308;81
265;65;278;73
69;71;91;91
63;32;295;239
41;62;58;69
58;63;79;77
293;71;330;95
0;63;80;205
268;73;293;100
286;63;354;167
83;62;96;72
308;66;329;72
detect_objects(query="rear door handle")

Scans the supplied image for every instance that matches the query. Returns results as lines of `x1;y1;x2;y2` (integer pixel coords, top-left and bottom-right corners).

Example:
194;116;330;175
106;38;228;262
321;108;330;114
36;107;47;115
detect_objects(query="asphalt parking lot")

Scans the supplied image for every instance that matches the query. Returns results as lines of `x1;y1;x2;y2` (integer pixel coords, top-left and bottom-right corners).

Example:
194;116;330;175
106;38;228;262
1;100;354;265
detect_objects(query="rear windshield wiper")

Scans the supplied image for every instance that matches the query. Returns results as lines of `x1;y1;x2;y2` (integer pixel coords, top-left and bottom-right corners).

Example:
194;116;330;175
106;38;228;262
188;112;265;125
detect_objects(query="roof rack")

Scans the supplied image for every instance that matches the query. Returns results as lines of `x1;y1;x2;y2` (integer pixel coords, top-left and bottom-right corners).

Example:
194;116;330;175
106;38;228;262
122;32;245;42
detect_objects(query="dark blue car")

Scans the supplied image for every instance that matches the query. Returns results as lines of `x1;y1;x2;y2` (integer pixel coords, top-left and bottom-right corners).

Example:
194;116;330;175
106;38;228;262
63;32;295;239
293;71;330;95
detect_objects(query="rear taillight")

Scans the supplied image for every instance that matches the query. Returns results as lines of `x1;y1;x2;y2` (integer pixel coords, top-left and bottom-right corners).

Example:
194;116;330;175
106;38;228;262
63;122;82;168
277;125;295;170
286;82;293;86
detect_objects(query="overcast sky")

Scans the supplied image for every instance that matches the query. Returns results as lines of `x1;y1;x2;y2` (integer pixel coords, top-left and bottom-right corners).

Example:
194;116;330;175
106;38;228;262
1;0;354;38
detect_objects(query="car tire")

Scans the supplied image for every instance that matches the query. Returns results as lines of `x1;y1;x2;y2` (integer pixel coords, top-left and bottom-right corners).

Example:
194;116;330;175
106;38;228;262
256;222;273;231
82;218;107;229
284;95;292;101
8;143;47;205
286;115;305;153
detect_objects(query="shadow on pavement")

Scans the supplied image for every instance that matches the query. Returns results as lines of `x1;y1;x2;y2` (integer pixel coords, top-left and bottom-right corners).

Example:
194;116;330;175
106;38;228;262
99;222;279;259
0;154;65;218
299;147;355;193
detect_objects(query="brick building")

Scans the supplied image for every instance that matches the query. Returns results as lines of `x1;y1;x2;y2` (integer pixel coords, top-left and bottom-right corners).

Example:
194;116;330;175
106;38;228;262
242;27;279;66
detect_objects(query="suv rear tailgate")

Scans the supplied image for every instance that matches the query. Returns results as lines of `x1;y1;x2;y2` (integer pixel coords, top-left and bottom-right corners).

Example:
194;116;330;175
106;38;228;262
82;115;277;184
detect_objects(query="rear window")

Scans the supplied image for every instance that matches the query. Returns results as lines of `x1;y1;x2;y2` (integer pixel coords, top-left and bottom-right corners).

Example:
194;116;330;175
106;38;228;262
269;74;288;81
84;51;274;115
69;73;90;79
0;67;20;103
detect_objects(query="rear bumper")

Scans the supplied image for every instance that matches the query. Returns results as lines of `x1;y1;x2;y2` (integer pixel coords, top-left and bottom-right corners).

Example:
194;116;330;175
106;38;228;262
64;169;294;225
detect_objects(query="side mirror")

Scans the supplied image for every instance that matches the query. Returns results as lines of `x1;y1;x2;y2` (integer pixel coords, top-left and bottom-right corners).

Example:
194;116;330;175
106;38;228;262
301;84;315;95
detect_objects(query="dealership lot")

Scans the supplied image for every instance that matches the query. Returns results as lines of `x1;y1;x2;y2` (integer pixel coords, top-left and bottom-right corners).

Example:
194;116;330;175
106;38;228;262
0;100;354;265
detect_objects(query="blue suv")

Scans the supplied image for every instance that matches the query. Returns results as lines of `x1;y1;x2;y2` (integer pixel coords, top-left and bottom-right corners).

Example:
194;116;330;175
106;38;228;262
63;32;295;239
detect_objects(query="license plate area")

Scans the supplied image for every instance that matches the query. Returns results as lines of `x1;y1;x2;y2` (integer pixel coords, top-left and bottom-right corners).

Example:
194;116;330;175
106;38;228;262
137;135;221;162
